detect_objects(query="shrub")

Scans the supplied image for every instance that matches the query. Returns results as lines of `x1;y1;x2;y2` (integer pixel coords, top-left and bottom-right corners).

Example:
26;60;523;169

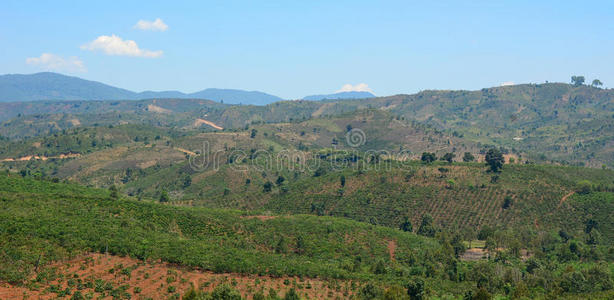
577;180;593;194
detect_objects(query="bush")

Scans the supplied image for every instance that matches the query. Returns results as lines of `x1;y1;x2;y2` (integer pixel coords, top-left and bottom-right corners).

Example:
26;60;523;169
577;180;593;194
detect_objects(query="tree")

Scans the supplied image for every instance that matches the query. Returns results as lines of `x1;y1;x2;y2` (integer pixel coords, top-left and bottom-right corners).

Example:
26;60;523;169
442;152;455;163
485;237;497;252
296;235;305;254
502;196;512;209
463;152;475;162
400;217;413;232
417;214;436;237
585;218;598;234
451;233;467;258
559;230;571;242
472;288;492;300
275;236;288;254
383;285;407;300
462;228;476;248
250;128;257;139
577;180;593;195
313;167;326;177
571;75;585;86
340;175;346;187
587;229;602;245
263;181;273;193
109;185;119;200
283;288;300;300
252;291;266;300
183;175;192;188
359;283;383;299
159;190;170;203
276;175;285;186
478;226;495;240
592;79;603;87
209;284;242;300
406;278;425;300
485;148;504;172
421;152;436;164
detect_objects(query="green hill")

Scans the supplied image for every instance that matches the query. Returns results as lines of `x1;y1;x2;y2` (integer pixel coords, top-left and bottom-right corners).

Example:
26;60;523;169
2;118;613;245
1;173;614;299
2;82;613;167
0;174;438;288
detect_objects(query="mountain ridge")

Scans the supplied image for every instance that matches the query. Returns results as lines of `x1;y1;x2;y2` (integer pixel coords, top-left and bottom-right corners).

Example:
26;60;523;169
302;91;375;100
0;72;283;105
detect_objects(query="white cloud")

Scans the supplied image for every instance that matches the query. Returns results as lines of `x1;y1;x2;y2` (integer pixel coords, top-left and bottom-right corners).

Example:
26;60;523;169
500;81;515;86
81;35;163;58
336;83;374;94
26;53;86;72
134;18;168;31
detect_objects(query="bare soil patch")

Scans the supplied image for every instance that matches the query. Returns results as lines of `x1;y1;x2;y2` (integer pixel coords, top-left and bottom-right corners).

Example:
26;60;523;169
558;191;575;208
386;240;397;261
194;118;224;130
0;253;354;299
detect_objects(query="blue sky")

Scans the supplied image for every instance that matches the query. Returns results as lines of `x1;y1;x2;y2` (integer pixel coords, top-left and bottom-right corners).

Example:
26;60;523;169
1;0;613;99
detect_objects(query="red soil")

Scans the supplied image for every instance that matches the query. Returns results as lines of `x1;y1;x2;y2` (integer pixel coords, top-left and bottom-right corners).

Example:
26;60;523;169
0;253;355;299
386;240;397;261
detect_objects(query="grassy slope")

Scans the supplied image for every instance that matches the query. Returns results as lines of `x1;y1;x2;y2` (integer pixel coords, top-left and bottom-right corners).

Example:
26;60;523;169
3;119;614;243
186;160;614;243
0;174;441;286
3;83;613;166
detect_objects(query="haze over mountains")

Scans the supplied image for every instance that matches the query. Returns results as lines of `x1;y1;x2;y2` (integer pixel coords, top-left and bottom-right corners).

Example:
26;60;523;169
302;91;375;101
0;72;376;104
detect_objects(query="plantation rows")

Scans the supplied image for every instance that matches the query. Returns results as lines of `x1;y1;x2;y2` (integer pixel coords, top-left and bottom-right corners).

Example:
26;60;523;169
258;163;591;236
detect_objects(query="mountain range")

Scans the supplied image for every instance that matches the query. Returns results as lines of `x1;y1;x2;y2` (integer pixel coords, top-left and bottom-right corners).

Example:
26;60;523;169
0;72;376;104
302;91;375;100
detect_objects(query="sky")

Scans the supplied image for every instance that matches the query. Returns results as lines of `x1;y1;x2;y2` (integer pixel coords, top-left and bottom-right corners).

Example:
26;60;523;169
1;0;613;99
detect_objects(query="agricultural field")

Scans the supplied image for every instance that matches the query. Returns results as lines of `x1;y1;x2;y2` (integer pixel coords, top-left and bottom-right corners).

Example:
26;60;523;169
2;174;614;299
2;83;614;167
0;84;614;299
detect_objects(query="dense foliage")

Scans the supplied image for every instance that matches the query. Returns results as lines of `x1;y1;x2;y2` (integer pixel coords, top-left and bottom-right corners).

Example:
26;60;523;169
1;175;614;298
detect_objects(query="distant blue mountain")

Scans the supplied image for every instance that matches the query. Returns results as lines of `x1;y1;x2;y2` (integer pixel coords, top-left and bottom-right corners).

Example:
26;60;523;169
137;90;186;99
0;72;135;102
190;88;282;105
0;72;283;105
302;91;375;101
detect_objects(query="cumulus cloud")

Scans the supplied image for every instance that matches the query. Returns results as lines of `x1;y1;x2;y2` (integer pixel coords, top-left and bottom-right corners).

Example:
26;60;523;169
134;18;168;31
500;81;515;86
81;35;163;58
336;83;374;94
26;53;86;72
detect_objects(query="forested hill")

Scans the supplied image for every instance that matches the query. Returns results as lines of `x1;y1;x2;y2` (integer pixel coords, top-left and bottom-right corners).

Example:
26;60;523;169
1;82;613;167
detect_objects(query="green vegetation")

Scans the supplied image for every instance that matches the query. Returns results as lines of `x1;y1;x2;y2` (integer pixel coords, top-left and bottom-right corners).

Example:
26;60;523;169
1;81;614;298
2;173;614;298
3;82;614;167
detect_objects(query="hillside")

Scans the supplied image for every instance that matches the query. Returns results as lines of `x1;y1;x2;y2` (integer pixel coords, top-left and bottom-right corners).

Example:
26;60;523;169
1;105;614;299
2;117;613;244
2;82;612;167
0;110;480;185
2;170;614;299
303;91;375;101
0;174;439;295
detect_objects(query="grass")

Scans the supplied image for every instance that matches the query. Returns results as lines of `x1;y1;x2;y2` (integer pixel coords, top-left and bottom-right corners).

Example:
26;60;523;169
1;173;614;299
463;240;486;248
0;174;441;286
